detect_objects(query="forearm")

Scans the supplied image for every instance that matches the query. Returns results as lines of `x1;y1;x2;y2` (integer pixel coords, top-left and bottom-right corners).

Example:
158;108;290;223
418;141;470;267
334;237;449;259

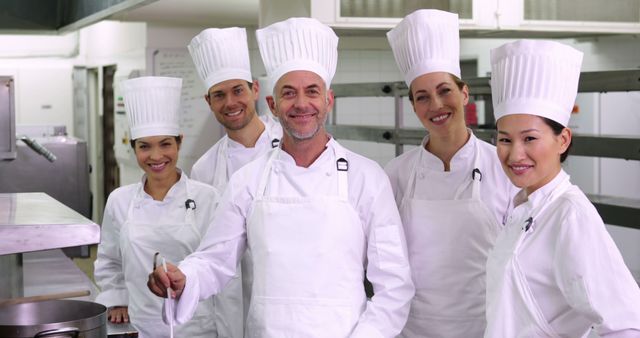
170;235;246;324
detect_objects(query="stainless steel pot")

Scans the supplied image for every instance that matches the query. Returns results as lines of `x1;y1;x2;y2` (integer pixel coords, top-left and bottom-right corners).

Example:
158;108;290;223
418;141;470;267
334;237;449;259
0;299;107;338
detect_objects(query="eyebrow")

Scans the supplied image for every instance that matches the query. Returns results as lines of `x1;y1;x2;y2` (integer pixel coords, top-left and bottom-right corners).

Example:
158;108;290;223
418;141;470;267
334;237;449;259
210;86;242;96
281;84;321;92
497;128;540;135
139;137;172;145
414;82;451;94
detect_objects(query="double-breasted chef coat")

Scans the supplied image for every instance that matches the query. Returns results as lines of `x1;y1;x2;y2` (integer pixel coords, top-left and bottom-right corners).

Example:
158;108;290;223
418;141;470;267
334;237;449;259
167;138;415;338
385;130;516;337
189;113;282;337
485;170;640;337
95;172;220;338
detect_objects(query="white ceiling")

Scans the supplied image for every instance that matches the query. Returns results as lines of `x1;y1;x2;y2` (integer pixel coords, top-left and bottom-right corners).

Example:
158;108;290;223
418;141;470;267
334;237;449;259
109;0;260;27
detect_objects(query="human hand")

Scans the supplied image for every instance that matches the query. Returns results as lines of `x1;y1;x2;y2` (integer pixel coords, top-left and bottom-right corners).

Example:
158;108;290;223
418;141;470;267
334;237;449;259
147;262;186;299
108;306;129;323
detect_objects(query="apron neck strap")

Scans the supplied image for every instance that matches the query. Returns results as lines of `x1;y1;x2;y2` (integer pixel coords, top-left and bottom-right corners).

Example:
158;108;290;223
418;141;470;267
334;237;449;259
453;138;483;200
333;143;349;201
404;135;483;202
256;148;280;199
213;137;229;191
255;141;350;200
126;175;196;225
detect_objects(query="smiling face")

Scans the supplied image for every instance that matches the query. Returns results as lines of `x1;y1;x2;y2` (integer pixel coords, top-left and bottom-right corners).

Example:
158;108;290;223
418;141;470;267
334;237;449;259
205;79;259;131
409;72;469;136
133;135;181;182
496;114;571;195
267;70;334;142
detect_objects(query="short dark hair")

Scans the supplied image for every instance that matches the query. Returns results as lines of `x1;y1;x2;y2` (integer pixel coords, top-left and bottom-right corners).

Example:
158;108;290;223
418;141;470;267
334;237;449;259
542;117;572;163
130;135;182;149
206;80;253;98
408;73;467;102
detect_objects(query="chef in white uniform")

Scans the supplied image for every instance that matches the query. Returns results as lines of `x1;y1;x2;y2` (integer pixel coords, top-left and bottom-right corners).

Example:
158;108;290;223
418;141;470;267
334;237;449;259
486;39;640;338
385;9;516;337
187;27;283;338
148;17;415;338
95;76;219;338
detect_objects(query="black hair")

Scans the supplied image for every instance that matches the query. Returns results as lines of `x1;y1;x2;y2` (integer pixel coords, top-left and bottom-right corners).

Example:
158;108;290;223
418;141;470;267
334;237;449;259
130;135;182;149
408;73;467;102
542;117;572;163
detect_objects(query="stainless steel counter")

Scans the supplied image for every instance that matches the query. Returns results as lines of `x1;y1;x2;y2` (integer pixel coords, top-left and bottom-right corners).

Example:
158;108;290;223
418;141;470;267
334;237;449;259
0;192;100;255
21;249;138;337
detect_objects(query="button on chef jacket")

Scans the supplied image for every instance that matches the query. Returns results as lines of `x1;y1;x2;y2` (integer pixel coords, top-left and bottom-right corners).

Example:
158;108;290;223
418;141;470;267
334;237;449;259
486;169;640;337
95;171;220;337
189;112;282;338
169;138;415;338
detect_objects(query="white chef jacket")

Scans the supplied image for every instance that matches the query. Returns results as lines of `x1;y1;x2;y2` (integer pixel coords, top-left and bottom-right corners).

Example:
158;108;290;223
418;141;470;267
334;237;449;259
169;137;415;337
385;130;515;223
190;112;282;337
95;171;220;335
497;169;640;337
190;113;283;189
385;130;516;337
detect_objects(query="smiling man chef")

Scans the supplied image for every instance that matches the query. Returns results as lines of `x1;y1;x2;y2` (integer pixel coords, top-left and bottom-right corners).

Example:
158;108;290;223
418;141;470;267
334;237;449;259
187;26;283;338
149;17;415;338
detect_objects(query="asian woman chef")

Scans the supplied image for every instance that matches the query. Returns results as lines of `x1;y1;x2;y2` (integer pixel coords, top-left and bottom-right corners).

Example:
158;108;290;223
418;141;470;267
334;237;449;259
385;9;516;337
485;39;640;337
94;76;220;338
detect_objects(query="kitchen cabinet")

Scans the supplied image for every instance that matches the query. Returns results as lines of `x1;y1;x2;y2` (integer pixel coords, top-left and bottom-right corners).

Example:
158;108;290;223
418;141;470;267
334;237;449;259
311;0;640;37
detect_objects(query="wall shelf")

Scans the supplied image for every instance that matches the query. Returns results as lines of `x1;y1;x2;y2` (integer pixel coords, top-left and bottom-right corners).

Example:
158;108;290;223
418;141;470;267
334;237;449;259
327;69;640;229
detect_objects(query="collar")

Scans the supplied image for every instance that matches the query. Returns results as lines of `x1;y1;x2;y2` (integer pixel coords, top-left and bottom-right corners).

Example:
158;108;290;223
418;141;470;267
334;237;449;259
227;113;278;149
513;169;569;210
277;136;335;170
139;168;186;202
420;128;476;172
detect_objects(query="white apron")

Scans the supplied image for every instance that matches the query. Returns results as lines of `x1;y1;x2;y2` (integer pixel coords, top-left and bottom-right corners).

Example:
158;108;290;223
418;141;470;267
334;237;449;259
399;141;500;338
212;129;281;338
484;175;571;338
245;145;367;338
120;179;215;338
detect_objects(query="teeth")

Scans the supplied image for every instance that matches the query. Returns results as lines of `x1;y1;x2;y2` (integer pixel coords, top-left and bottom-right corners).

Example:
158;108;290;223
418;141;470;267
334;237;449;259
150;163;165;169
431;114;448;122
226;110;242;117
512;166;529;170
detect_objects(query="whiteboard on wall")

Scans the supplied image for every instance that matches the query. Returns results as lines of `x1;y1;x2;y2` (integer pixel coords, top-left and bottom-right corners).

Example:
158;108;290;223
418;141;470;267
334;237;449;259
147;48;224;174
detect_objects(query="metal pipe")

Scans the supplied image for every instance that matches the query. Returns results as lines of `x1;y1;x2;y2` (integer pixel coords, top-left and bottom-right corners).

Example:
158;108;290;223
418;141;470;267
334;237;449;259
18;135;57;162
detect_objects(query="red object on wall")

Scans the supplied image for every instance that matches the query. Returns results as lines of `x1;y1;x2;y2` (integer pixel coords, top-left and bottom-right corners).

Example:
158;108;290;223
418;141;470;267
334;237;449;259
465;102;478;126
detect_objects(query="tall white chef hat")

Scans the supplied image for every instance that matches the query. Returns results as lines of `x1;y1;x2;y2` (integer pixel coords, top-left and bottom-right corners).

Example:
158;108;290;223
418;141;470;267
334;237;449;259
491;40;583;127
122;76;182;140
387;9;461;87
256;17;338;89
188;27;253;91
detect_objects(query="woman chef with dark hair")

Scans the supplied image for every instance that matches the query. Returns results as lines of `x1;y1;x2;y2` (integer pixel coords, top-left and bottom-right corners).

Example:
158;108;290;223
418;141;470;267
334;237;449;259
94;76;219;338
485;39;640;337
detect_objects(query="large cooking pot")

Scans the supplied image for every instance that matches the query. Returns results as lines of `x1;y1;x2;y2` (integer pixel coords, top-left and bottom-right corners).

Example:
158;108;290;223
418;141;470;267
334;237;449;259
0;299;107;337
